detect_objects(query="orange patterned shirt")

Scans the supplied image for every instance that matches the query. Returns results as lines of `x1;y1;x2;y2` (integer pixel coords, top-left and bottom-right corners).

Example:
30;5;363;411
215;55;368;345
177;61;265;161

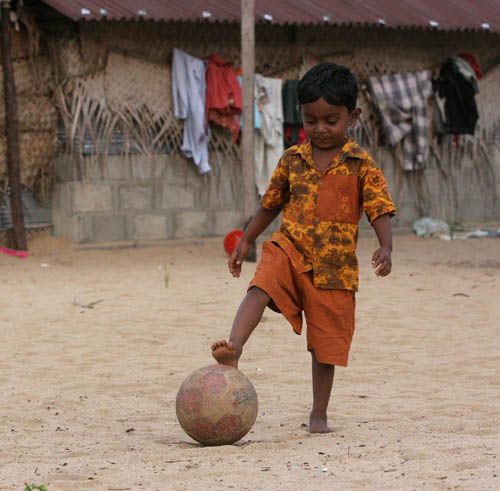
261;138;396;291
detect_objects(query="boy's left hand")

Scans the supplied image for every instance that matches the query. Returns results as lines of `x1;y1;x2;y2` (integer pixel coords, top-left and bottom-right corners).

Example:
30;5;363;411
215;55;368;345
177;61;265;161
372;246;392;277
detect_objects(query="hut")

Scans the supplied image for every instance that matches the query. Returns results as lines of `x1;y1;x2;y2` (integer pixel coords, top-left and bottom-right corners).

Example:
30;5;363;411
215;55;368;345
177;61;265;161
1;0;499;245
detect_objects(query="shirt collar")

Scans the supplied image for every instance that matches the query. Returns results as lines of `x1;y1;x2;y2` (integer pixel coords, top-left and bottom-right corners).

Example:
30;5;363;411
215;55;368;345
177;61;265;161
293;137;365;167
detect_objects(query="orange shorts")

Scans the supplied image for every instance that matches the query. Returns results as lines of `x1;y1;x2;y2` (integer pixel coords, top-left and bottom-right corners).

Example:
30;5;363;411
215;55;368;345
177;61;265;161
249;241;356;366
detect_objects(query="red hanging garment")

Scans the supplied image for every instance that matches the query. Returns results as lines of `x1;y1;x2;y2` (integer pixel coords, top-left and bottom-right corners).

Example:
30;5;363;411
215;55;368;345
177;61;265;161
206;54;243;142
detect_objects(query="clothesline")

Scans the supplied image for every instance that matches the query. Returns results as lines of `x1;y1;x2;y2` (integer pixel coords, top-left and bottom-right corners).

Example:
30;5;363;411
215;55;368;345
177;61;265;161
172;48;482;178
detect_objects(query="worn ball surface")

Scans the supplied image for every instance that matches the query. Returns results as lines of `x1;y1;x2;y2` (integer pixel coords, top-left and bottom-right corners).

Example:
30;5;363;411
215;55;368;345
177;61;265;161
176;364;258;446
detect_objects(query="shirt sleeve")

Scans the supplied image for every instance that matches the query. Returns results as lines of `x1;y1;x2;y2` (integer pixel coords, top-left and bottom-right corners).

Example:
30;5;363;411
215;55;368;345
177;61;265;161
261;156;290;210
361;157;397;224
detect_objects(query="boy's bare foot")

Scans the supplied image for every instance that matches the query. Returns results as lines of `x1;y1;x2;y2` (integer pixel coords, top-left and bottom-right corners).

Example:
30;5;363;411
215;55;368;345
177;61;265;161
211;340;241;368
309;412;333;433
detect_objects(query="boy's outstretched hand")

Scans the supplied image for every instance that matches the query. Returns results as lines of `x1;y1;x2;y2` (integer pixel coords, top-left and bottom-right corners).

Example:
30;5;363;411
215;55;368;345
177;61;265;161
227;207;282;277
228;239;249;277
372;246;392;277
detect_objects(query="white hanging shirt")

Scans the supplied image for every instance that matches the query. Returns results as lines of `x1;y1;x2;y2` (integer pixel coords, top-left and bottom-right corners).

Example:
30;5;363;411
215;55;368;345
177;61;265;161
254;75;284;196
172;48;211;174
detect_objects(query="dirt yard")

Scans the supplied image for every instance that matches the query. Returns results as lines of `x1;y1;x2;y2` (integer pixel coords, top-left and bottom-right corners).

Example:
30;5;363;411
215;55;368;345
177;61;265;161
0;232;498;490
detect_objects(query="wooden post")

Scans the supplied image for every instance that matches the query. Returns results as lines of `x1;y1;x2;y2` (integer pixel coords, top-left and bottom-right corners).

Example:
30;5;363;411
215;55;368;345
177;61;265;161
241;0;256;222
1;0;26;250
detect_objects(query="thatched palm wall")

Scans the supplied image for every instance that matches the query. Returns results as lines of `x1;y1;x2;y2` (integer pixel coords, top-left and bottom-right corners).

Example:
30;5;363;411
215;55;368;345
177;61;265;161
2;11;500;225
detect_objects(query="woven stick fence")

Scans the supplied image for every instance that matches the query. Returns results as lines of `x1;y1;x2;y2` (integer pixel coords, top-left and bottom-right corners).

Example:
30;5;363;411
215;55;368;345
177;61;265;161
1;16;499;225
0;5;58;205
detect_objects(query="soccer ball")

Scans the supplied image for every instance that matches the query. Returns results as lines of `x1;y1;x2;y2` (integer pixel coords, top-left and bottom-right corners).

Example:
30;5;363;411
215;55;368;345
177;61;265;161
176;364;258;446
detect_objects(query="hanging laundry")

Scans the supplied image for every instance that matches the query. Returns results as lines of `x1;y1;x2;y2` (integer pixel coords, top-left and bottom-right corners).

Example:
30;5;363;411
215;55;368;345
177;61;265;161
282;80;303;147
452;56;479;93
206;54;242;142
282;80;301;125
458;53;482;80
432;89;447;137
236;74;261;129
254;75;284;196
434;57;480;135
171;48;211;174
284;126;307;146
368;71;432;171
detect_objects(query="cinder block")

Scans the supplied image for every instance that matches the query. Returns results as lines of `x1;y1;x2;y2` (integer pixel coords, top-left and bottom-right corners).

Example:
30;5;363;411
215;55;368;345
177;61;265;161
51;182;73;214
82;156;103;181
219;173;237;206
204;155;238;207
458;199;488;222
53;155;76;182
393;200;419;227
52;211;93;243
92;215;127;242
103;156;131;181
51;209;70;238
119;185;154;210
213;210;243;236
151;155;169;178
158;181;195;209
132;214;169;240
174;211;209;238
74;214;94;243
72;183;113;213
166;155;200;184
130;155;154;181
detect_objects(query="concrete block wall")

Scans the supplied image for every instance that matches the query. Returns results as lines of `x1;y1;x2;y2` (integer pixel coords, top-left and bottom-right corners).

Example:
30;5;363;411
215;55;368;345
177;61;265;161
52;153;245;243
371;145;500;227
52;145;500;244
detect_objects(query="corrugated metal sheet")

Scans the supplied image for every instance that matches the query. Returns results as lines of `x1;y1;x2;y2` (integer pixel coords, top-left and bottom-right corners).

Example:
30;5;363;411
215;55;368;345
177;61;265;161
0;190;51;230
41;0;500;32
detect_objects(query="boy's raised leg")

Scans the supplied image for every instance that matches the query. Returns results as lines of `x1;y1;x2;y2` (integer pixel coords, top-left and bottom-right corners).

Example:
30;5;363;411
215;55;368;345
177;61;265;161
310;349;335;433
211;287;270;368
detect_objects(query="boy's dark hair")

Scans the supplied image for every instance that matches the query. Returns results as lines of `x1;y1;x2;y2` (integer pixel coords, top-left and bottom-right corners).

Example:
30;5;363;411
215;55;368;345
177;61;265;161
297;63;358;112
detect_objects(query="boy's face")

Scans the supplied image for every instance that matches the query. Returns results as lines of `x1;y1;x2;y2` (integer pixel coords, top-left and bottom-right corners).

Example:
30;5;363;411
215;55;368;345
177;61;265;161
301;98;360;150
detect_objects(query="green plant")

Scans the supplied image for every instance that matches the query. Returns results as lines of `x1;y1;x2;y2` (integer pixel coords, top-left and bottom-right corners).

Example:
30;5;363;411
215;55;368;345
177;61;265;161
24;485;48;491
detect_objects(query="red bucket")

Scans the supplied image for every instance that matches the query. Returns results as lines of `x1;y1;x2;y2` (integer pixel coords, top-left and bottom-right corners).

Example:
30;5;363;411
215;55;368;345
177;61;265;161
223;229;244;256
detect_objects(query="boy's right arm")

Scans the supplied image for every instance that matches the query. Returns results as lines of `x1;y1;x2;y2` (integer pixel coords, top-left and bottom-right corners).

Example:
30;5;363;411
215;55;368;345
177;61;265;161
229;153;290;277
228;206;281;277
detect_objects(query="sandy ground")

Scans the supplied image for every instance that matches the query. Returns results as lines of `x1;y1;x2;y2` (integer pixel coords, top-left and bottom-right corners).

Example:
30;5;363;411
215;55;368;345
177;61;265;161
0;231;499;491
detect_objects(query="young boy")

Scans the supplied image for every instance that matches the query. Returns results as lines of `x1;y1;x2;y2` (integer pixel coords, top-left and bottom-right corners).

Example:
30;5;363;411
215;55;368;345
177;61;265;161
211;63;396;433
